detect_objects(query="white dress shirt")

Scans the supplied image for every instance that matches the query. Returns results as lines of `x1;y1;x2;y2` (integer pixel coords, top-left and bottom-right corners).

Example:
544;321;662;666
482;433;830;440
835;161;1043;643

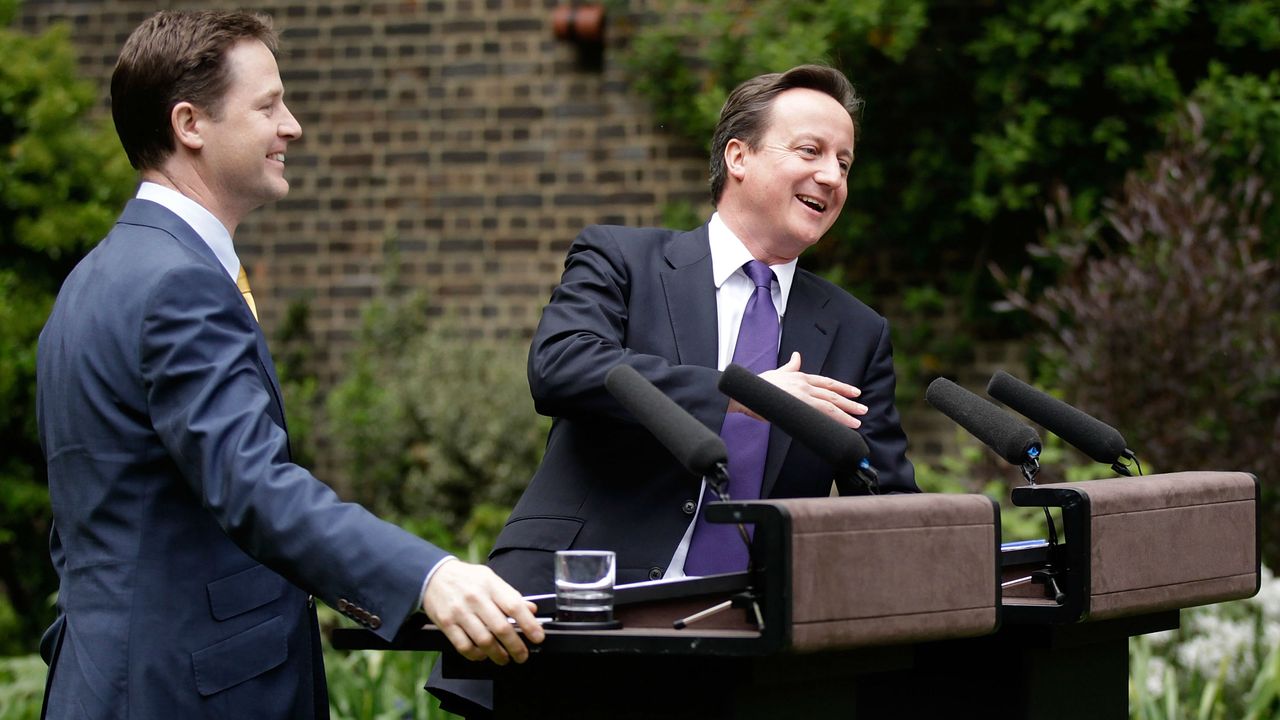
136;182;240;281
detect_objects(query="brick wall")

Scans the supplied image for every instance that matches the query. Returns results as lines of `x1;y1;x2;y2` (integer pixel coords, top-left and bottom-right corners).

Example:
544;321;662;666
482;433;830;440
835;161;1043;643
17;0;1024;474
19;0;712;381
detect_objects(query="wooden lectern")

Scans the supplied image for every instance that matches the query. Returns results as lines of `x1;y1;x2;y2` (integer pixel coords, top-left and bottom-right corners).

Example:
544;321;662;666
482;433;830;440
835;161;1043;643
332;472;1258;718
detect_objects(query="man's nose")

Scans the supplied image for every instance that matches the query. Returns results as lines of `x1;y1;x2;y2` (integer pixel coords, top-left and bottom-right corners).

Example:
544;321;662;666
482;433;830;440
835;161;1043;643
814;155;843;185
279;103;302;139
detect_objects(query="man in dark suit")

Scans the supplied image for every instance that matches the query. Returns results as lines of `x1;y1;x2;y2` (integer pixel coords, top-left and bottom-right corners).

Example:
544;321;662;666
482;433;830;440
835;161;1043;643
488;64;917;595
36;11;541;719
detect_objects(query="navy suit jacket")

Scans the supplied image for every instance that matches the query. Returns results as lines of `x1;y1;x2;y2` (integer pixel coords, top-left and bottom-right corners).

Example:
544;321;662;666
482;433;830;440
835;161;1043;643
488;224;916;594
37;200;446;719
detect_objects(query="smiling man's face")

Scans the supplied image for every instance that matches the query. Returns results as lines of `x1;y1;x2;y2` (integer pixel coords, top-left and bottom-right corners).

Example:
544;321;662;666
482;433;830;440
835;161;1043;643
722;87;855;263
195;38;303;223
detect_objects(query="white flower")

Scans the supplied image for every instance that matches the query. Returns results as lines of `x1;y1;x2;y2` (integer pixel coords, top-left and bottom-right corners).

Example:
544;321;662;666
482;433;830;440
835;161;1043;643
1144;655;1167;698
1177;618;1256;684
1252;566;1280;622
1147;627;1177;648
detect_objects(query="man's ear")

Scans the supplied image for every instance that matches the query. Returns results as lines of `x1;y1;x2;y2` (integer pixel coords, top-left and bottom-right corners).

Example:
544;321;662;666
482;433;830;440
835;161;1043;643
171;101;204;151
724;138;749;182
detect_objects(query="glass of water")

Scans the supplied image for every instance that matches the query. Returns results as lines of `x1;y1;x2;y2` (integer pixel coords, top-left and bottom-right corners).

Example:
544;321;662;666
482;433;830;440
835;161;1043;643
552;550;620;628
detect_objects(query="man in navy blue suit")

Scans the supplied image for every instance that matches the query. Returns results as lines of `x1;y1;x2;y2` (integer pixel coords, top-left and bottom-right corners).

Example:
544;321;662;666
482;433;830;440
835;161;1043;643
36;11;542;718
488;65;919;595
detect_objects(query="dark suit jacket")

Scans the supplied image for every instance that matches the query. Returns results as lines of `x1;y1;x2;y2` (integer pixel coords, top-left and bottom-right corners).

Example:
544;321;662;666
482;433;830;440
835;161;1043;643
488;224;916;595
36;199;446;719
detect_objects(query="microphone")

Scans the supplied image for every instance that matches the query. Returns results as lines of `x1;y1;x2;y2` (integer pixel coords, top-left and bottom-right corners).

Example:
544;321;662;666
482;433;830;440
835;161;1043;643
717;363;878;493
925;377;1042;469
986;371;1137;475
604;364;728;479
606;364;751;568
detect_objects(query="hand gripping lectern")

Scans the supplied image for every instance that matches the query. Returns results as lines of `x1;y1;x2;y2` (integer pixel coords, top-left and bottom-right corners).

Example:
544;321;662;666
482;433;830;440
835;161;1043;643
332;471;1258;719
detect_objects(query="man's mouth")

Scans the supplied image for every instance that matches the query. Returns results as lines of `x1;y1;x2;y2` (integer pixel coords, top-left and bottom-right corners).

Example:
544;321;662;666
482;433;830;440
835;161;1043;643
268;153;286;163
796;195;825;213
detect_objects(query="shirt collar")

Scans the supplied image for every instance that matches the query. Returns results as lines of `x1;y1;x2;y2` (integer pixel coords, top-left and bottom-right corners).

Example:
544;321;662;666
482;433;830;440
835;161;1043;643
136;181;239;281
708;212;796;313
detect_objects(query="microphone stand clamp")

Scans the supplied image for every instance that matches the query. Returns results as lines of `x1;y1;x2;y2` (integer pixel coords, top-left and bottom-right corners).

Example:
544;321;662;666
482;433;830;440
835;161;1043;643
706;462;732;502
1020;449;1041;486
1111;448;1139;477
856;458;880;495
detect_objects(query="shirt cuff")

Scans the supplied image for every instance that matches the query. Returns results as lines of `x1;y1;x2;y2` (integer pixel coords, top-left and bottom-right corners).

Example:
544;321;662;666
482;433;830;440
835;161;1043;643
419;555;459;610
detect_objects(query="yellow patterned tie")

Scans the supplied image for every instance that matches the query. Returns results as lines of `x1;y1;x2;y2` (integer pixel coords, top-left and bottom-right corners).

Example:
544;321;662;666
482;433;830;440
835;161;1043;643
236;266;259;322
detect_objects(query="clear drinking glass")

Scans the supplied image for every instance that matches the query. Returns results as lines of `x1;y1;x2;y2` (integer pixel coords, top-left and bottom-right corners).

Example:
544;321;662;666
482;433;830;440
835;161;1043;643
553;550;616;624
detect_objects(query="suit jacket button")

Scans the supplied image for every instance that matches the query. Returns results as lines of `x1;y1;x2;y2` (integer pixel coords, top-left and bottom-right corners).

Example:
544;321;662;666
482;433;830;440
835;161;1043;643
369;615;382;630
337;598;350;612
682;500;696;515
648;567;663;581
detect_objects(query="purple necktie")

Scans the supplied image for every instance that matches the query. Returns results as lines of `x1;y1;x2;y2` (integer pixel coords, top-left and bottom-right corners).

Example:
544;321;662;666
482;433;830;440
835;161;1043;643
685;260;778;575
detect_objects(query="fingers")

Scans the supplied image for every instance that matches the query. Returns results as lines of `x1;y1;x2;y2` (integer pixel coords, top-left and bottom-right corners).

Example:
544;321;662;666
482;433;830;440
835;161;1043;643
504;599;546;646
812;395;864;429
422;560;542;665
437;622;482;662
486;592;545;663
811;386;867;426
466;594;522;665
757;358;867;428
802;368;860;400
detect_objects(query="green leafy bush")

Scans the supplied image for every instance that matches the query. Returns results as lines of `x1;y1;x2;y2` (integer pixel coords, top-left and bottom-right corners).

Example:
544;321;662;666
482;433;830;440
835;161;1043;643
324;646;448;720
0;0;135;653
994;102;1280;564
0;653;42;720
624;0;1280;338
326;294;549;543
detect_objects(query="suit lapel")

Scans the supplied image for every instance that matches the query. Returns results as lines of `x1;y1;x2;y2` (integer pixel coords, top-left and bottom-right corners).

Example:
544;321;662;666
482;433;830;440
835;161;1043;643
660;225;718;368
120;200;291;445
762;270;837;497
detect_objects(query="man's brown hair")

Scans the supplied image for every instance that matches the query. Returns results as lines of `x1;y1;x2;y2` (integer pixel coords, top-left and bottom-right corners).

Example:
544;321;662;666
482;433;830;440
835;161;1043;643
111;10;277;171
709;64;863;204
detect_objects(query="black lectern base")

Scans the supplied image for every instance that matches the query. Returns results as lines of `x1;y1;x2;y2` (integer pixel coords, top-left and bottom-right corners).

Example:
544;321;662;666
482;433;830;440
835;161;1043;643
425;611;1174;719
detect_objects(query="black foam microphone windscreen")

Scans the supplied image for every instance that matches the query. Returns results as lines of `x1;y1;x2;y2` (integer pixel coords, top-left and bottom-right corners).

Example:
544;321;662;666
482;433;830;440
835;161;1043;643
604;364;728;477
987;370;1128;464
718;363;870;472
925;377;1042;466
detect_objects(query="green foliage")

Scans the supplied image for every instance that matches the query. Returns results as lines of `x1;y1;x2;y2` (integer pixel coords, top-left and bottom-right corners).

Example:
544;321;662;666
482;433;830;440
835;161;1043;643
0;10;135;654
913;430;1112;542
660;200;704;232
1130;567;1280;719
314;604;457;719
624;0;1280;336
1190;63;1280;247
0;653;42;720
888;284;977;406
326;294;549;541
324;647;449;720
995;102;1280;564
275;297;324;470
